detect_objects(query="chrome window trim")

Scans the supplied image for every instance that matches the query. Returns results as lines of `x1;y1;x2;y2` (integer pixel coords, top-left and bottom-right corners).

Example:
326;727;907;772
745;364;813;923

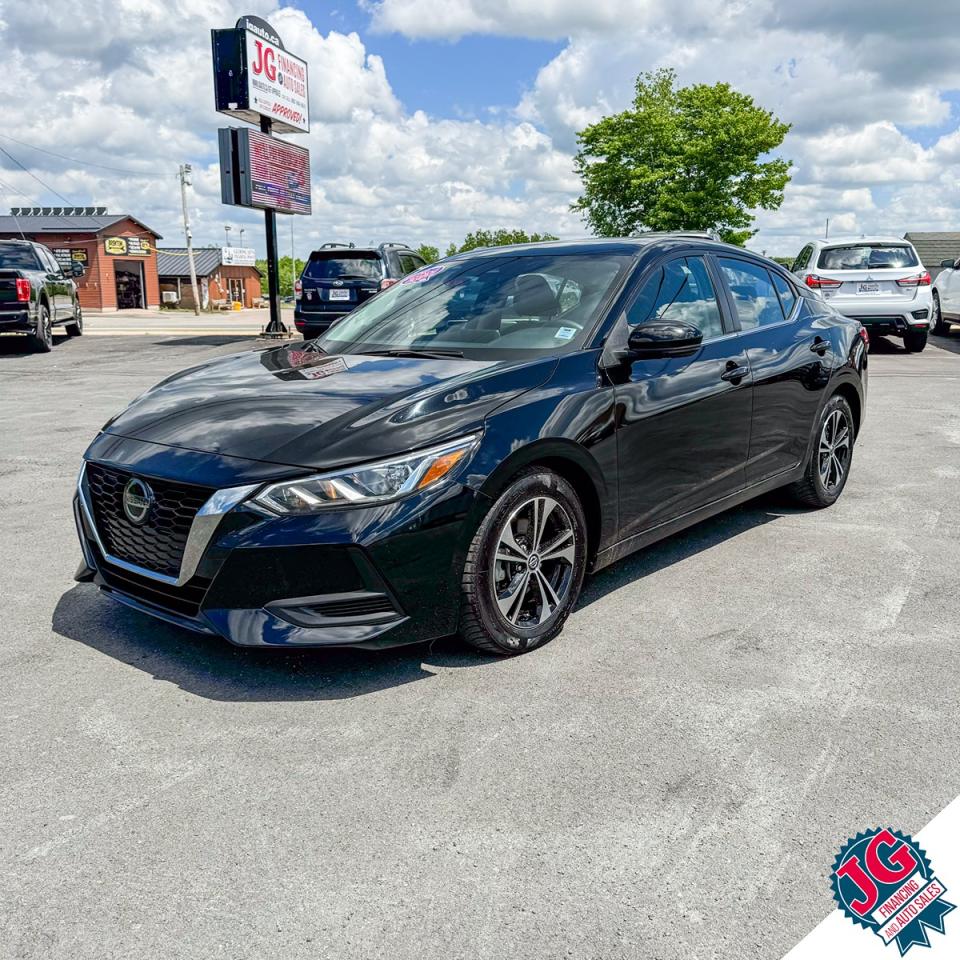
77;462;259;587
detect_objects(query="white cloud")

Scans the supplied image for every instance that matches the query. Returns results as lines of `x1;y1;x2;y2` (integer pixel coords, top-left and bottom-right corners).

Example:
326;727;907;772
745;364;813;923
1;0;959;260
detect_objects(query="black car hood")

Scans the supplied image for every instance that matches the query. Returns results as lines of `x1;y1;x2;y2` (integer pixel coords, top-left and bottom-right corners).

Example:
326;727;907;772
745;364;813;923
100;345;557;470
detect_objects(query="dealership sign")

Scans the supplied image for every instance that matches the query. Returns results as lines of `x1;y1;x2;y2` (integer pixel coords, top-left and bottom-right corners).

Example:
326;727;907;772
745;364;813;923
104;236;151;256
218;127;312;216
221;246;257;266
211;16;309;134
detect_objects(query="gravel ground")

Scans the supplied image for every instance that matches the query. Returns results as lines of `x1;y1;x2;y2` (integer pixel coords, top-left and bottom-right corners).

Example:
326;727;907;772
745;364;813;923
1;329;958;960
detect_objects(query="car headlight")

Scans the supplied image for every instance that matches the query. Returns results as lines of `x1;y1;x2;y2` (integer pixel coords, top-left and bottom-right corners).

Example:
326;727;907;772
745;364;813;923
252;433;482;514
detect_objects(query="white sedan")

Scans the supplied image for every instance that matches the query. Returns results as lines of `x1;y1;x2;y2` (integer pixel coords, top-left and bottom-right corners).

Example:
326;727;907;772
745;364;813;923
791;236;933;352
932;255;960;336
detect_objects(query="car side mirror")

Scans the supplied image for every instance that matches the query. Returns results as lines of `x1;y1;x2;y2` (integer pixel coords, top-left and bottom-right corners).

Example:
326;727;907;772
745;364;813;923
940;258;955;269
71;262;85;278
618;320;703;360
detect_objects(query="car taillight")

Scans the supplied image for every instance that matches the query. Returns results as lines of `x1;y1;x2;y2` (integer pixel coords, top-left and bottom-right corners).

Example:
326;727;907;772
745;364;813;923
858;326;869;347
805;274;842;289
15;278;30;301
380;278;400;291
294;279;302;300
896;272;931;287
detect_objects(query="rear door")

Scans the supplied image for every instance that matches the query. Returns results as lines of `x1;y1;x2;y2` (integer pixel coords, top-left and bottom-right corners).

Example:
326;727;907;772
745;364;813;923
38;247;69;319
612;253;753;539
715;256;832;484
808;243;926;311
943;258;960;317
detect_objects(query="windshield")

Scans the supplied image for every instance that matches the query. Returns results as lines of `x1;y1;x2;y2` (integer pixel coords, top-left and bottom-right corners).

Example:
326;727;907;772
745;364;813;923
0;247;41;270
303;253;382;280
817;244;919;270
314;252;632;359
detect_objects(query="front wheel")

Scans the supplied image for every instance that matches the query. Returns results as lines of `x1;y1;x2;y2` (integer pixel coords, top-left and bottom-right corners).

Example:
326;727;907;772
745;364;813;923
904;329;927;353
65;304;83;337
932;294;951;336
459;469;587;655
787;395;855;508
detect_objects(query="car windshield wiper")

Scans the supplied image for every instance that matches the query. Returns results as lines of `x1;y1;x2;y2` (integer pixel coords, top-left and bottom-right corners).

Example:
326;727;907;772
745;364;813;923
363;347;465;359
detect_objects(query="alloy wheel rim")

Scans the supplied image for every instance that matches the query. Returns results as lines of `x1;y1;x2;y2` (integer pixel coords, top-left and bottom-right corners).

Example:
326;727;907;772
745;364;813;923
42;310;51;345
818;409;851;491
491;495;576;644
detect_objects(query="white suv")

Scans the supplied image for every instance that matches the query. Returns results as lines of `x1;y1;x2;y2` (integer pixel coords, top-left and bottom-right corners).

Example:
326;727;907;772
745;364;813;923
791;236;932;352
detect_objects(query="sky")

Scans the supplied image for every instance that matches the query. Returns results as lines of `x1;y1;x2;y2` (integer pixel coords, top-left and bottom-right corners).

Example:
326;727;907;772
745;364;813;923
1;0;959;259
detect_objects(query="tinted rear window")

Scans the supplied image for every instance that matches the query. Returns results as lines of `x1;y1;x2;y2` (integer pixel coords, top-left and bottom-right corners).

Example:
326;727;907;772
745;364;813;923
817;244;918;270
0;247;41;270
303;253;381;280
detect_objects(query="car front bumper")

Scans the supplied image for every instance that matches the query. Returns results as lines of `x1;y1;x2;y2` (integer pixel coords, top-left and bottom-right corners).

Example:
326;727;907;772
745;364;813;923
74;455;488;649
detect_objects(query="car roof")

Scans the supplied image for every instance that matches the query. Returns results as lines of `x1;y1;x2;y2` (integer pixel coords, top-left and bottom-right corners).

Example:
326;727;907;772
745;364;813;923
816;235;913;247
444;235;752;258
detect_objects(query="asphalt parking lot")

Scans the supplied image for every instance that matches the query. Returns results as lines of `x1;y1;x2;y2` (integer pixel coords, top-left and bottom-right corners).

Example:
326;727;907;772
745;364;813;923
1;330;959;960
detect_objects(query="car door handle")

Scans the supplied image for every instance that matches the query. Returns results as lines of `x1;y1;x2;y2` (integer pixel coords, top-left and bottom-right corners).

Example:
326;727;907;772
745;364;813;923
720;362;749;383
810;337;829;354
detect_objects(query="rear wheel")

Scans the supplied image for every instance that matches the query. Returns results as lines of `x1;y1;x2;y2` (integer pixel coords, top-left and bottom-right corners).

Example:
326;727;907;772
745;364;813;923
28;303;53;353
65;304;83;337
904;329;927;353
932;293;951;336
787;395;855;508
459;469;587;655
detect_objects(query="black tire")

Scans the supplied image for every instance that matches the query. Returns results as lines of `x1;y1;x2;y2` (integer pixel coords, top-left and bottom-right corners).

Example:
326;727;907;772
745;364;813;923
904;329;927;353
932;293;951;336
787;394;855;508
28;303;53;353
459;468;588;655
65;304;83;337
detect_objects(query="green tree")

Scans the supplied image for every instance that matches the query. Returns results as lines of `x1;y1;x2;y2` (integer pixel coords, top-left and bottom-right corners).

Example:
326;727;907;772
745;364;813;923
572;69;791;245
416;244;440;263
256;256;306;299
446;228;559;257
770;256;795;269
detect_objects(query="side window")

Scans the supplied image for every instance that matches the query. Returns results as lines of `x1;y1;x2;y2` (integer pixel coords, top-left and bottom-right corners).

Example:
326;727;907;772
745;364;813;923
626;256;724;340
398;254;422;275
771;272;797;318
717;258;784;329
791;245;812;273
40;248;60;274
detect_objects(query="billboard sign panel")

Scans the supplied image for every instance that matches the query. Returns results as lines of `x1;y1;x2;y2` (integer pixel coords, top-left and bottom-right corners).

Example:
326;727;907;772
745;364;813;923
220;127;312;216
211;17;309;134
221;246;257;266
104;236;151;256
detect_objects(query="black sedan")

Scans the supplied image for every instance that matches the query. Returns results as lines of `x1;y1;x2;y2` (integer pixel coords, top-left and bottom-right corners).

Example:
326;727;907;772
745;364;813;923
74;235;867;655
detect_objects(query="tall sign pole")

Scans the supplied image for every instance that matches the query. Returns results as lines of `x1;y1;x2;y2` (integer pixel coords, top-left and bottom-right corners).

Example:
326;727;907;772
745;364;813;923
260;115;285;335
212;14;310;338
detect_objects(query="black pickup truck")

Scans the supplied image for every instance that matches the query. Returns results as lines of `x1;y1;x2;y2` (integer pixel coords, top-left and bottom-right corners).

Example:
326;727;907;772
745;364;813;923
0;239;85;352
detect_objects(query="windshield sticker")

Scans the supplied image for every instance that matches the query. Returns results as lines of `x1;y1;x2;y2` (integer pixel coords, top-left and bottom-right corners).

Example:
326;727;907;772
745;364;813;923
554;326;577;341
400;264;445;285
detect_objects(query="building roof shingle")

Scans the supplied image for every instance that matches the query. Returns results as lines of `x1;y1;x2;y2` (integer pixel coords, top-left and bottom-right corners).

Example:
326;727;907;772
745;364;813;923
0;213;161;237
904;232;960;268
156;247;264;278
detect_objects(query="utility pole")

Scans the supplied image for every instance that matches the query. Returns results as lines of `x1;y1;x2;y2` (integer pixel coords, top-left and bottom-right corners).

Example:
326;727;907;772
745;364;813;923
178;164;201;316
291;217;296;301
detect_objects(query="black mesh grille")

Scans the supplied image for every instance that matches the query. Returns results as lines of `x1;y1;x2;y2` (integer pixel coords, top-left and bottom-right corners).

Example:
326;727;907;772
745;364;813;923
96;553;212;619
86;463;213;578
312;595;395;618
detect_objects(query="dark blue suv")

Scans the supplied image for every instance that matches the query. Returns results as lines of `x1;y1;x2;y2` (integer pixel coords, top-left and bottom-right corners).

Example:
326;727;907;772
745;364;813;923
294;242;427;338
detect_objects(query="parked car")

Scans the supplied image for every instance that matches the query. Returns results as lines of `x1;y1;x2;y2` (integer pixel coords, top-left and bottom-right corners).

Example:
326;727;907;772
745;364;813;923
294;241;428;339
0;239;84;351
932;255;960;336
74;235;867;656
791;236;932;352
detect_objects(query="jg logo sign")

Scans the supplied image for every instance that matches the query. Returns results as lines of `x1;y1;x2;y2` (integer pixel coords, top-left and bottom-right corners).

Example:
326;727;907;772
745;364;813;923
832;828;954;954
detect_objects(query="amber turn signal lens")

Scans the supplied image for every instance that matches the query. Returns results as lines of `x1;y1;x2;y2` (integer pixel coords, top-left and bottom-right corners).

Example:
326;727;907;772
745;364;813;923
416;448;469;490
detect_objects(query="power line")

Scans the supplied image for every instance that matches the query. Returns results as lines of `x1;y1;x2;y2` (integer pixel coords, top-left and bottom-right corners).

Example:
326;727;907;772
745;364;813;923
0;133;163;177
0;144;76;206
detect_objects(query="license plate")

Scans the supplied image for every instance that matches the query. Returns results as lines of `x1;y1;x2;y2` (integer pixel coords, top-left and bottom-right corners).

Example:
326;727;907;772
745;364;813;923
858;282;880;294
328;289;350;301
